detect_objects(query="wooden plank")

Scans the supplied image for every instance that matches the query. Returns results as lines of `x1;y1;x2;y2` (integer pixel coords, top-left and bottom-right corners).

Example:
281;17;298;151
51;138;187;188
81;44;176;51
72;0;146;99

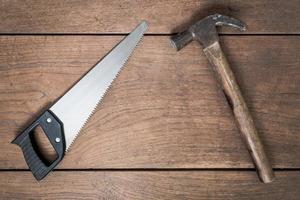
0;0;299;34
0;36;299;169
0;171;299;199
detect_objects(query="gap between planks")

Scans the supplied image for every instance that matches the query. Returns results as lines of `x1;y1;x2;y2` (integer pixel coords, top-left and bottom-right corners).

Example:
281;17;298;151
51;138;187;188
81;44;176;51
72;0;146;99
0;33;300;36
0;168;300;172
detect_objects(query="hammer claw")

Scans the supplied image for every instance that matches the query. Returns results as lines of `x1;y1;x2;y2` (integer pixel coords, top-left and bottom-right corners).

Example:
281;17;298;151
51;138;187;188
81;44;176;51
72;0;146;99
212;14;246;31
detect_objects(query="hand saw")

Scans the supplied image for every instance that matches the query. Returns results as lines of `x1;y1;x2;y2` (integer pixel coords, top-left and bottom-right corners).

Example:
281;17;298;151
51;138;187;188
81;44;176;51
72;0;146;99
12;21;148;181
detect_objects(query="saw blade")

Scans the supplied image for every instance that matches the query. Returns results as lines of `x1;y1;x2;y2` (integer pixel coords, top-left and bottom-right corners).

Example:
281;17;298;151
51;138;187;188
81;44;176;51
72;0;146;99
50;21;148;150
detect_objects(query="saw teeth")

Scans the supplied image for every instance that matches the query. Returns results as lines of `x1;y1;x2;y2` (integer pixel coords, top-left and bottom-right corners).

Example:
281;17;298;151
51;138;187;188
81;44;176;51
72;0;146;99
65;29;146;151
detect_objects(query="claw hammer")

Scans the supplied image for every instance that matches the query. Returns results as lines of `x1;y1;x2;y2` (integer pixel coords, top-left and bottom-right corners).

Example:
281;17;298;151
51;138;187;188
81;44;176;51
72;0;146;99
170;14;274;183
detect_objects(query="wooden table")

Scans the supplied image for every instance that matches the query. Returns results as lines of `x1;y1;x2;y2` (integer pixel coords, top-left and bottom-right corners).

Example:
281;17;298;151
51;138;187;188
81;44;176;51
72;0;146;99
0;1;299;199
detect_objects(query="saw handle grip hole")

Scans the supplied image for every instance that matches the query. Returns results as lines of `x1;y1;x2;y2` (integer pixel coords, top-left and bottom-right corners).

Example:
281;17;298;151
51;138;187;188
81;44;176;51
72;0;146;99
31;125;58;165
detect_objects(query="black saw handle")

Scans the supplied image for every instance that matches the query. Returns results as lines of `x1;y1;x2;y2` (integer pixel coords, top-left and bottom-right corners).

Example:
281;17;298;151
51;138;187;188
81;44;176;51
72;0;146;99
12;110;65;181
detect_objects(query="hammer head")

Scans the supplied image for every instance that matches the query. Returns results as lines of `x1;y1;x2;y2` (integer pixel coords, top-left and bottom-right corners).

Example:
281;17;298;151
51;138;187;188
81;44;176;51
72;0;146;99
171;14;246;50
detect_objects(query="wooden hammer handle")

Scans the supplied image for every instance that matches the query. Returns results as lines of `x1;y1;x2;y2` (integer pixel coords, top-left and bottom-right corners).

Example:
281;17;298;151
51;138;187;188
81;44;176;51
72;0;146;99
203;41;274;183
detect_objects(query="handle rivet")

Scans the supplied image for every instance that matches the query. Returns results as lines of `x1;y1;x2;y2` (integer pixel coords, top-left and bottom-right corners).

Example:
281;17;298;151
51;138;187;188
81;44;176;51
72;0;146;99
46;118;52;123
55;137;61;143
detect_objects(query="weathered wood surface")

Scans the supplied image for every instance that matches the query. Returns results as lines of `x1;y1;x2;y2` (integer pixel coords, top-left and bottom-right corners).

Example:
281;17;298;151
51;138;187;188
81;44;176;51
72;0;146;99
0;36;299;169
0;171;299;199
0;0;299;34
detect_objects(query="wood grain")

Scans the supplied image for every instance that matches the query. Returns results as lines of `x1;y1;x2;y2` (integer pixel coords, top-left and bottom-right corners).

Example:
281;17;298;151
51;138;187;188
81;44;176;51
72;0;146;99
0;0;299;34
0;36;299;169
0;171;299;199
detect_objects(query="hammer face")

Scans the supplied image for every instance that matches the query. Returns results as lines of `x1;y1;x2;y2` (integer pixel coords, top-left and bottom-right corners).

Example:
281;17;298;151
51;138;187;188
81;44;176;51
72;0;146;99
170;30;193;51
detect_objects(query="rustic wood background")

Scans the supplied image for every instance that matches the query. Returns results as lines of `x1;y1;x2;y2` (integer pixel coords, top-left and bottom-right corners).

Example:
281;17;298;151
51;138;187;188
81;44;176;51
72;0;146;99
0;0;299;199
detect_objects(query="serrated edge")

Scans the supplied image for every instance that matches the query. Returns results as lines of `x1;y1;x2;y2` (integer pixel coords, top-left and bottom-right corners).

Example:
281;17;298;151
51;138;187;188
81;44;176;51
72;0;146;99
65;24;147;151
